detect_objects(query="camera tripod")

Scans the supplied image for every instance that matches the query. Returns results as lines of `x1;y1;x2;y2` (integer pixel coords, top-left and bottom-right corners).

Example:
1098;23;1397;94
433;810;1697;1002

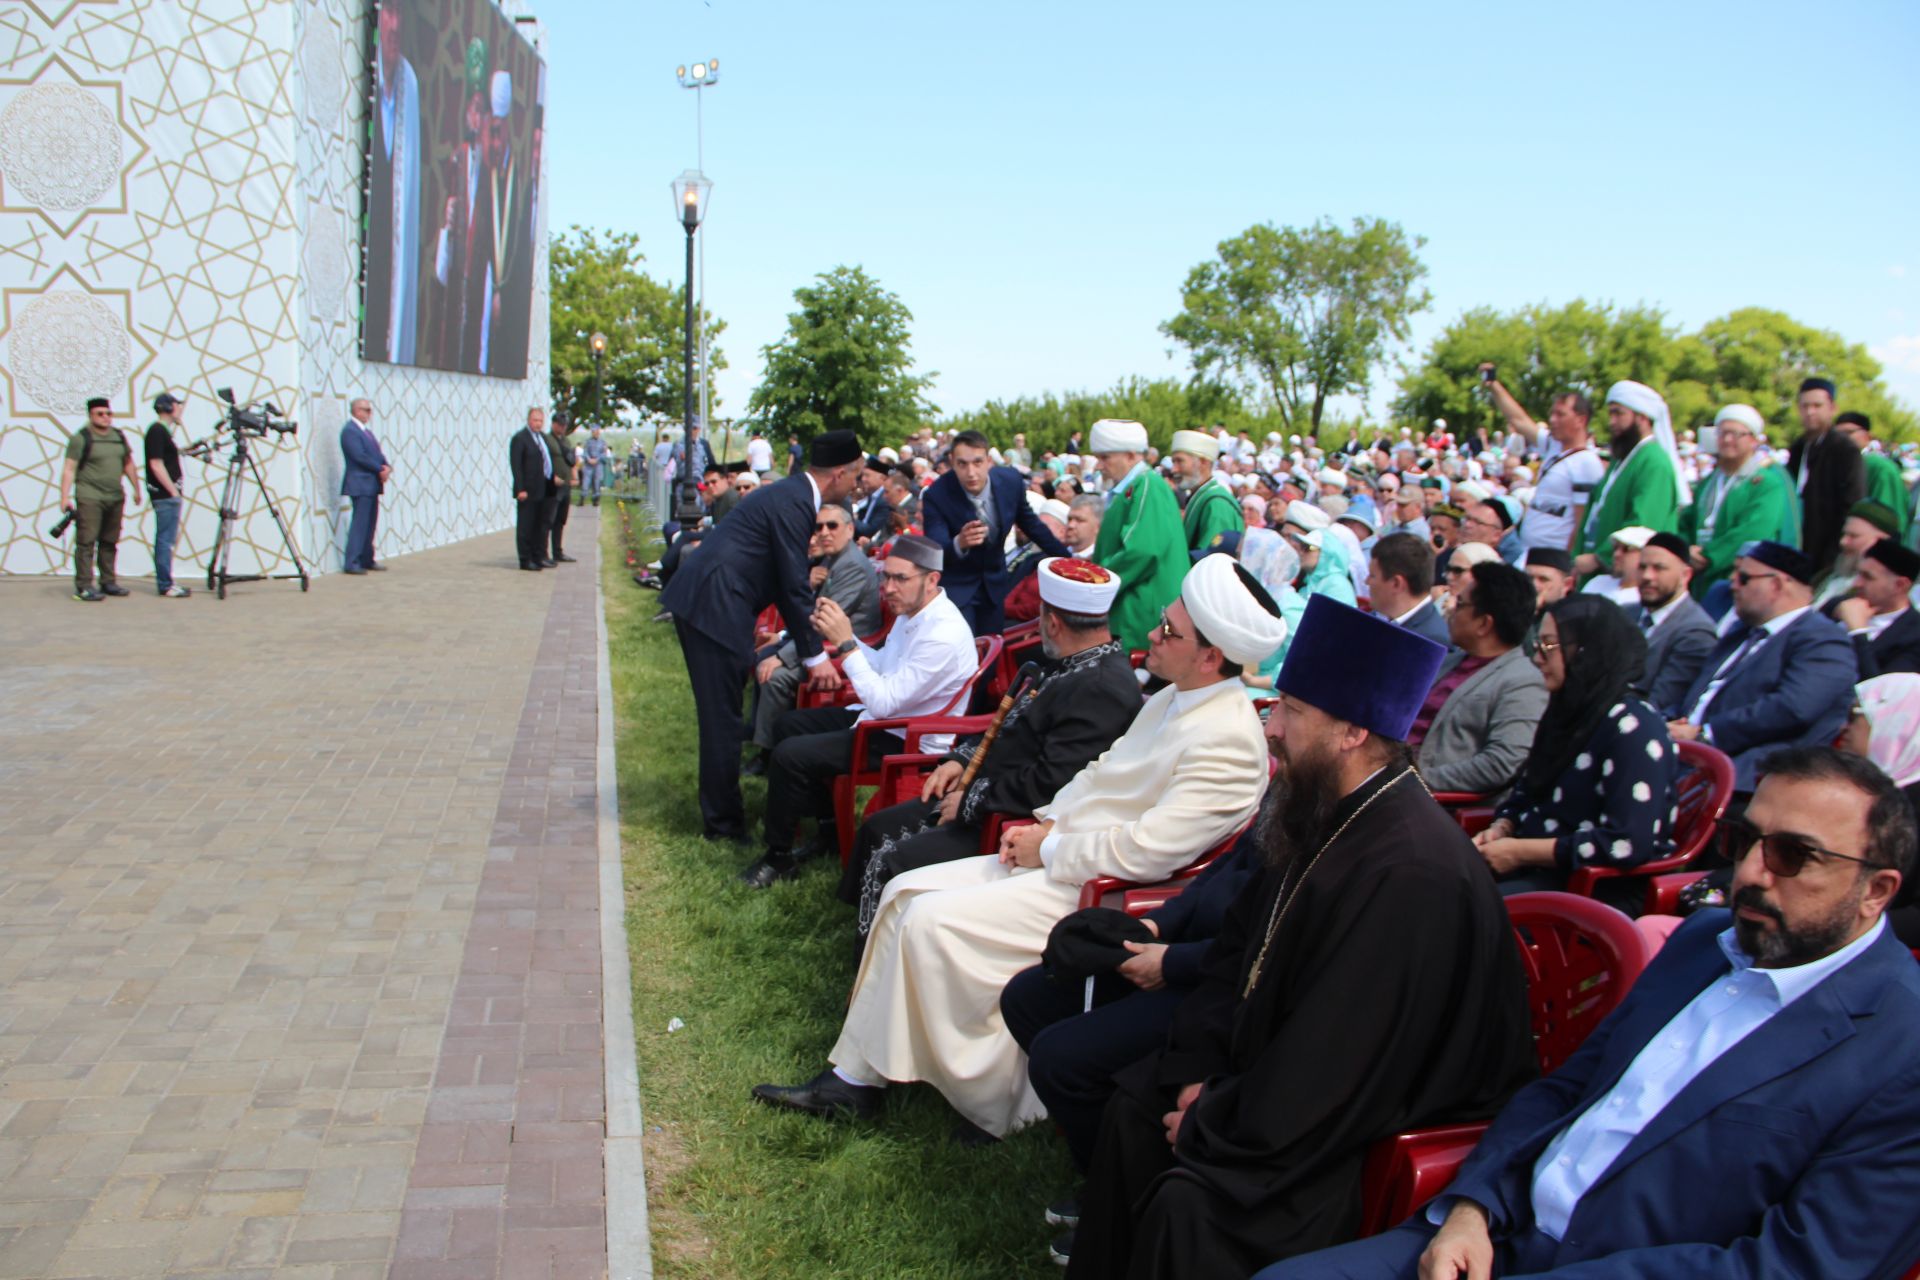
204;431;310;599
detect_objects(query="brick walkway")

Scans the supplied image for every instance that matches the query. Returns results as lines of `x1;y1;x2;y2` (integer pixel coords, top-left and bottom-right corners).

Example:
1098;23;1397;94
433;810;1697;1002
0;515;632;1280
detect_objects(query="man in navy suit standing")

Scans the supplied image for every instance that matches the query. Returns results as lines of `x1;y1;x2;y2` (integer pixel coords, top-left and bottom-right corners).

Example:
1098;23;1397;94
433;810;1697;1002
1257;745;1920;1280
1666;540;1857;795
922;430;1071;635
339;398;390;575
662;429;866;841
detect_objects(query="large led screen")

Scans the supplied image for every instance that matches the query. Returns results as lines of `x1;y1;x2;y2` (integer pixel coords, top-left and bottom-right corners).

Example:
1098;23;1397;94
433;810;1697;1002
363;0;544;379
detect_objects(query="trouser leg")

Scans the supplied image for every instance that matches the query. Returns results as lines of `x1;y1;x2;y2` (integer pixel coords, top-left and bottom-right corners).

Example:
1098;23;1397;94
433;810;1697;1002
762;707;859;852
151;496;181;590
515;498;540;566
1249;1225;1434;1280
345;495;375;570
549;488;570;557
74;499;105;590
96;499;123;588
1066;1087;1177;1280
676;619;752;836
1025;985;1184;1174
752;663;802;750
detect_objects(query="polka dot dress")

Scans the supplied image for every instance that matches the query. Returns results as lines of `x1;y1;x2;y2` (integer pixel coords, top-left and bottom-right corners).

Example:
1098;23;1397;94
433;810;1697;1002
1495;697;1679;871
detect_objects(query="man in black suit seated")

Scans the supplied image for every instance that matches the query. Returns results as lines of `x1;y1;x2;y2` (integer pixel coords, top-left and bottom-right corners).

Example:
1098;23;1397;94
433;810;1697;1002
1829;539;1920;678
851;454;895;544
1627;532;1719;712
509;407;555;571
1365;532;1449;648
922;429;1071;634
661;429;866;841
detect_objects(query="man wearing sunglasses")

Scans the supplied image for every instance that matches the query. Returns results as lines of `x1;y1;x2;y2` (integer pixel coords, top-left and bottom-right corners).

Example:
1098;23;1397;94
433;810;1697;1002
1259;745;1920;1280
1668;541;1857;795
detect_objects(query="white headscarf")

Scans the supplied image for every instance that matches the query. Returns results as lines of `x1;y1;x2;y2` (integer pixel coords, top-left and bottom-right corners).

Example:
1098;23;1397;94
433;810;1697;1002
1607;380;1692;505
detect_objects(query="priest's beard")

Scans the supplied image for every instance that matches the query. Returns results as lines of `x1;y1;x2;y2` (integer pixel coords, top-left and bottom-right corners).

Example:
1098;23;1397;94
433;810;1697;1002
1262;738;1345;872
1731;881;1865;968
1609;424;1644;463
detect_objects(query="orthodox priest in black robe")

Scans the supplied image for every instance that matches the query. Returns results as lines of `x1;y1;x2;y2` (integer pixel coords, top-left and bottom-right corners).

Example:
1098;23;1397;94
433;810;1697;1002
1067;595;1538;1280
837;557;1143;940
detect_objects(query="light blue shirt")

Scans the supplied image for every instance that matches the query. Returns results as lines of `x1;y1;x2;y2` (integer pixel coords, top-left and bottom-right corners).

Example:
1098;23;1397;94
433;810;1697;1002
1525;916;1886;1239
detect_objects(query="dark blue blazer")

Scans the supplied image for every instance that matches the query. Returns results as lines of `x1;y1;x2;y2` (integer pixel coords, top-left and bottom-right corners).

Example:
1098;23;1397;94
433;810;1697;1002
853;491;894;543
339;421;388;497
659;472;821;664
1667;609;1857;791
1145;828;1259;988
1444;911;1920;1278
921;467;1070;616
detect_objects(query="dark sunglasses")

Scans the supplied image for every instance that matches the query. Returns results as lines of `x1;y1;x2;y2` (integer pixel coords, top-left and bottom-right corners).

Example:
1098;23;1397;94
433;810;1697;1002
1715;816;1890;878
814;521;844;532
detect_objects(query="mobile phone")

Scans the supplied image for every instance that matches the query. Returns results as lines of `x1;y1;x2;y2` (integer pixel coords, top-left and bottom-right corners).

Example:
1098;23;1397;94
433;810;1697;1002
1480;366;1496;384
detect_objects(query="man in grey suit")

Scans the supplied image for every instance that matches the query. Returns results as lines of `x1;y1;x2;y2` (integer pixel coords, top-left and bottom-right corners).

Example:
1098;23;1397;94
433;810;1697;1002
745;504;881;768
1415;562;1548;795
1367;532;1451;648
1629;531;1719;714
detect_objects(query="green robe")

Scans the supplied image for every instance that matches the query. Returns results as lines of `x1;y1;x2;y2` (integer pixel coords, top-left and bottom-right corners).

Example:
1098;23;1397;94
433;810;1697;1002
1578;437;1681;559
1677;461;1799;597
1182;476;1245;552
1095;465;1189;651
1864;451;1910;537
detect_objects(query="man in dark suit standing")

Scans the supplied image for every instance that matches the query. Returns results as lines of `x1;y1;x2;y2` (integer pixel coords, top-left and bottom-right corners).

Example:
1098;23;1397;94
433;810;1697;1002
1829;539;1920;678
1667;541;1857;793
510;407;555;571
339;398;390;575
1626;532;1718;712
851;455;894;545
1787;376;1865;578
922;429;1071;634
543;410;577;563
661;430;866;841
1258;746;1920;1280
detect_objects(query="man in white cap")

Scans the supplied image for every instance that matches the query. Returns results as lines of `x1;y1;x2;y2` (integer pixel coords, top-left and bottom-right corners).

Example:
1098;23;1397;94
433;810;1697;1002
752;552;1278;1136
1089;419;1189;650
1679;405;1800;609
1575;380;1685;577
1169;429;1244;552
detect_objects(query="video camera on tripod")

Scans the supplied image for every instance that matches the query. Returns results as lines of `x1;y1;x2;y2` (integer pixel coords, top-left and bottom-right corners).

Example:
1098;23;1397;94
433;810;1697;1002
196;387;310;599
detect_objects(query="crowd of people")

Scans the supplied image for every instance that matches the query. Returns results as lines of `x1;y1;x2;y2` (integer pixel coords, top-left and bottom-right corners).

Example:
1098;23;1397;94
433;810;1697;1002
648;375;1920;1277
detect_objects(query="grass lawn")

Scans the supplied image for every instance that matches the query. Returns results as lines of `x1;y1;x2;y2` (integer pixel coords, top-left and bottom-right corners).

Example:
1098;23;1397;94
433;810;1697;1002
602;509;1076;1279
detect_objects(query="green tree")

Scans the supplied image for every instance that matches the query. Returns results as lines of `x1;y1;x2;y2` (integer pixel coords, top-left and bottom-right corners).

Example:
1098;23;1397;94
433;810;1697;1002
1667;307;1918;441
548;226;725;426
1162;217;1431;433
749;266;936;445
1393;300;1677;442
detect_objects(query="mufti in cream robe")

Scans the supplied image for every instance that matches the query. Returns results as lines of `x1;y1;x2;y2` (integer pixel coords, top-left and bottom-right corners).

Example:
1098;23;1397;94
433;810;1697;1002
830;676;1269;1136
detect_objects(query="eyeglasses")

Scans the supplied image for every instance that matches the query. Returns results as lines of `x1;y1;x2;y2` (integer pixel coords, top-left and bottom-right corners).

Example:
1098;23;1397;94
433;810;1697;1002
1534;637;1561;654
814;521;843;532
1731;570;1781;587
1156;611;1185;642
880;569;927;586
1715;816;1890;878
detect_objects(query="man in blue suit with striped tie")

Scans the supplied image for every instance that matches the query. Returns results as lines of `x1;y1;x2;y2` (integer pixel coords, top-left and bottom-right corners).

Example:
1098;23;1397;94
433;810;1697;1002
339;398;390;574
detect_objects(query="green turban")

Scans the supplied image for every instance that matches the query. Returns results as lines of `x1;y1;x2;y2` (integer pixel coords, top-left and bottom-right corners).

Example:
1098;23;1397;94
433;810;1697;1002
465;39;488;97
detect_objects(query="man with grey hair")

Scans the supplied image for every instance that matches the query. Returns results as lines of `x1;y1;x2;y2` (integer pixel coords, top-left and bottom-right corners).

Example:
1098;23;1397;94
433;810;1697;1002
339;397;390;574
1065;494;1102;557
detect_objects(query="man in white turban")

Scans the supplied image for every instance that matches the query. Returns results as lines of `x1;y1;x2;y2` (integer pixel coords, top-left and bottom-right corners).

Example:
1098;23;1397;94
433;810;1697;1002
1575;380;1686;577
1169;429;1244;552
1088;419;1189;650
1678;404;1800;604
751;552;1278;1136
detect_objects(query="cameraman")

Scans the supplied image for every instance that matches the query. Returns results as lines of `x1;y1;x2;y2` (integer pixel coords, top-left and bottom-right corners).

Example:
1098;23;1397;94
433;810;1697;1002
60;397;142;601
145;392;191;597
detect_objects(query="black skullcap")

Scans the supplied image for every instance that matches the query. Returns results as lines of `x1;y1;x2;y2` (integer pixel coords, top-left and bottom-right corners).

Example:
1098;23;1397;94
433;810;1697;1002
1849;500;1900;538
1867;539;1920;582
86;396;110;411
888;533;943;572
1525;546;1574;574
809;429;862;467
1042;908;1156;980
862;453;891;476
1799;376;1837;399
1835;411;1873;433
1643;531;1692;564
1737;540;1814;585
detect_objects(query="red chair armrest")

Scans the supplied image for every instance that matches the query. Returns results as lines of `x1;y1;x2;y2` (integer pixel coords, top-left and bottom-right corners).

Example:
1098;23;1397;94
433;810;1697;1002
876;754;944;809
1359;1123;1490;1236
900;714;997;755
1644;871;1709;916
1122;885;1186;915
1077;874;1132;911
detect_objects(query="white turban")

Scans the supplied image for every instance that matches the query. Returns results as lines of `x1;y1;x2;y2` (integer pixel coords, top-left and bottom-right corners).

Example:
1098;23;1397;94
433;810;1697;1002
1316;468;1348;490
1454;479;1492;503
1714;404;1765;438
1088;419;1148;454
1039;498;1071;523
1449;541;1502;570
1607;379;1693;505
1037;558;1121;614
1283;499;1331;532
1169;429;1218;460
1182;552;1288;665
877;446;900;463
490;70;513;118
1609;525;1655;550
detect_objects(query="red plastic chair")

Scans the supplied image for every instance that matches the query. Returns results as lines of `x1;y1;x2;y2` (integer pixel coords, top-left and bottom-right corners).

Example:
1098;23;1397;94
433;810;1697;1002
829;635;1004;860
1357;892;1650;1236
1075;823;1246;913
983;624;1046;704
1566;741;1735;912
1432;791;1499;838
792;612;900;711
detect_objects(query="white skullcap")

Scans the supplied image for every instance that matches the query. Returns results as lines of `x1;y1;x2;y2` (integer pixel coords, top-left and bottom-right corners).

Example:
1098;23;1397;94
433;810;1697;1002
1455;479;1492;503
1450;541;1502;570
1433;418;1448;430
1316;468;1348;490
1288;434;1301;444
1714;404;1765;436
1037;558;1120;615
1181;551;1288;665
1284;499;1331;532
1039;498;1071;523
1610;525;1655;549
491;70;513;118
877;446;900;463
1169;429;1218;460
1088;418;1148;454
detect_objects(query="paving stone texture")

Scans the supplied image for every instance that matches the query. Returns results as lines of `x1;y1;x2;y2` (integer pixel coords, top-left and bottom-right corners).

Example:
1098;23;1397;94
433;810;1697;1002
0;518;612;1280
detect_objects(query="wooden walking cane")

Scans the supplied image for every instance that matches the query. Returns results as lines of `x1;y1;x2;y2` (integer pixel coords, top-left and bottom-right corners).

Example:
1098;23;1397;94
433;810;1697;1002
953;663;1037;793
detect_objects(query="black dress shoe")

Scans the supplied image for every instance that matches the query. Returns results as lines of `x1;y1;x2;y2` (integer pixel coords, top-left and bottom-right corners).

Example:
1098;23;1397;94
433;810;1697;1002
367;562;389;571
343;568;368;576
1049;1230;1074;1267
538;559;557;568
739;852;799;888
751;1069;882;1121
1044;1190;1081;1228
701;826;749;844
789;836;834;865
555;553;578;563
520;563;540;571
740;755;767;778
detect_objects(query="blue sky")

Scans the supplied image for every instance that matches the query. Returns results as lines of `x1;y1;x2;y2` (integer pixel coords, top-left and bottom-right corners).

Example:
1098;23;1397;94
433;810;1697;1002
541;0;1920;423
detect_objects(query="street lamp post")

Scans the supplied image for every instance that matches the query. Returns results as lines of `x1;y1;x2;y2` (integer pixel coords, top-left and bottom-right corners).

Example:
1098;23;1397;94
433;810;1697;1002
670;170;712;514
676;60;720;457
589;330;607;425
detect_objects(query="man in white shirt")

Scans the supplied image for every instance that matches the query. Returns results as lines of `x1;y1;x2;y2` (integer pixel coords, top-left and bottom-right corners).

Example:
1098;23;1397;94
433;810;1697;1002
741;534;979;887
745;430;773;476
1477;366;1605;554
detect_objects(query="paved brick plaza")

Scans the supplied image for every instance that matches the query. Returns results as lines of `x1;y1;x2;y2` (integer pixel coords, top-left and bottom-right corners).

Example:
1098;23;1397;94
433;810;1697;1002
0;516;634;1280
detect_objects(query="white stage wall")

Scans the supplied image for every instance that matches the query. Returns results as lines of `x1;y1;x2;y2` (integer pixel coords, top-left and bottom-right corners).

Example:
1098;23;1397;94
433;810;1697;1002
0;0;548;580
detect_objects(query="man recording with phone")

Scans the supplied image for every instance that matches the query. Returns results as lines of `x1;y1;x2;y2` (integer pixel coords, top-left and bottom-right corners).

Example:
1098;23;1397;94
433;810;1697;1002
145;392;192;597
60;397;142;602
1477;363;1603;556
